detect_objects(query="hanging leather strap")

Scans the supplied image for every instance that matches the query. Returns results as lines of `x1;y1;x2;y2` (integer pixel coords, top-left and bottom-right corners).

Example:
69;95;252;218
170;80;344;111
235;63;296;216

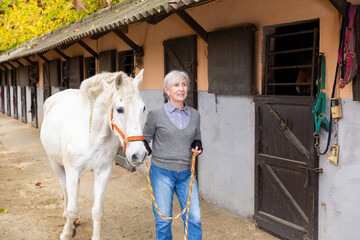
339;4;358;88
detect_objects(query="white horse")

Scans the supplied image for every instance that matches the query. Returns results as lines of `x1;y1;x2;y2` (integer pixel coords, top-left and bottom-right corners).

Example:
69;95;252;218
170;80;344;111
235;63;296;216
40;70;147;240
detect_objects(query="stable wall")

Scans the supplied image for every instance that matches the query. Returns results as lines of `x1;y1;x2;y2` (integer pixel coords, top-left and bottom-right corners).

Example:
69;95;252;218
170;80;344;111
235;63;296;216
318;99;360;240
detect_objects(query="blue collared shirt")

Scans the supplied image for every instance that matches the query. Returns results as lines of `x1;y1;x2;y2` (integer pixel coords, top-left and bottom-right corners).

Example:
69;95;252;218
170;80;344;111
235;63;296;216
164;101;191;130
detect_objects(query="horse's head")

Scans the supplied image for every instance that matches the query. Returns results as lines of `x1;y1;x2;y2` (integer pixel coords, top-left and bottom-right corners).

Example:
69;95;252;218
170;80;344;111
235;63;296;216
109;70;147;167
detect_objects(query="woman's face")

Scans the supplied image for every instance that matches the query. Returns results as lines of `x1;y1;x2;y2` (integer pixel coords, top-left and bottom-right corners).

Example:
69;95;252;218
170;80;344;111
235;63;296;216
165;77;188;104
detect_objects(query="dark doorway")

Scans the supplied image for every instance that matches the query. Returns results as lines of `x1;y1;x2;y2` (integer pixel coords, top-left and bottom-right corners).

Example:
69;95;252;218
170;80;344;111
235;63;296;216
43;62;51;101
11;70;18;119
0;86;4;114
85;57;96;79
29;63;39;128
163;35;198;109
118;50;135;77
6;71;10;116
21;87;27;123
0;71;4;113
255;20;319;240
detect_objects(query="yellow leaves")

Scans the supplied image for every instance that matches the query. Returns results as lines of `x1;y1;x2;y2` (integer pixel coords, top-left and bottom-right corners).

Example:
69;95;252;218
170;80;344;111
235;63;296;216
0;0;125;53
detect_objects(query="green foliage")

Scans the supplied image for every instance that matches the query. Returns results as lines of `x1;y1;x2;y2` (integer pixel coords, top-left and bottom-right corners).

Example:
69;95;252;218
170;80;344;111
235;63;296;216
0;0;124;53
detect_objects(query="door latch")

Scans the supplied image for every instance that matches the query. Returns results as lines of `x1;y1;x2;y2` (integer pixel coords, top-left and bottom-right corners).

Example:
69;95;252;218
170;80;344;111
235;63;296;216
297;166;323;188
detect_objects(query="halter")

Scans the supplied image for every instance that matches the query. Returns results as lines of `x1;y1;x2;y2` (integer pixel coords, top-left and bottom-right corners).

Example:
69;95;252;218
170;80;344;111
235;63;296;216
110;93;144;153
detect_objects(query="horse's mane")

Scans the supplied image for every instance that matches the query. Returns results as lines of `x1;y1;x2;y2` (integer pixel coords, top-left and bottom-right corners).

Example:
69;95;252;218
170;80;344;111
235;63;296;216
80;71;129;104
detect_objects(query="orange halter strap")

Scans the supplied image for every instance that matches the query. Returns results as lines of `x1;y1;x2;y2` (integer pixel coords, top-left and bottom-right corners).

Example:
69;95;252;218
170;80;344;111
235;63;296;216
109;93;144;153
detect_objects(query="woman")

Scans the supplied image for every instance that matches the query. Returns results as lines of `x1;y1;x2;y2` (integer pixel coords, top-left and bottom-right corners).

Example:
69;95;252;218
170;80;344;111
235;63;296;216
143;70;203;240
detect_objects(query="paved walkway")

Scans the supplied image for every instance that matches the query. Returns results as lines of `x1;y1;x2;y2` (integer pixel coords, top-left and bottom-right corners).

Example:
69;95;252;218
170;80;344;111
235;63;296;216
0;113;278;240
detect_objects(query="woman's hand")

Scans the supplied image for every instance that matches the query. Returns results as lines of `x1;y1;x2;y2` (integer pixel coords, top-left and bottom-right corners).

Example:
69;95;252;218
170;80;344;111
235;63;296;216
191;146;202;156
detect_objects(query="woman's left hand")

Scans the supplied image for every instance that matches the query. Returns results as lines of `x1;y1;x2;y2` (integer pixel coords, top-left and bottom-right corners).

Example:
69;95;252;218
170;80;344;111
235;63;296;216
191;146;202;156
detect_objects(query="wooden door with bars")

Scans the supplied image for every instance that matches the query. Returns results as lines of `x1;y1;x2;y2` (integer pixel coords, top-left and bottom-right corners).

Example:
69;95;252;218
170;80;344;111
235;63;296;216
255;20;320;240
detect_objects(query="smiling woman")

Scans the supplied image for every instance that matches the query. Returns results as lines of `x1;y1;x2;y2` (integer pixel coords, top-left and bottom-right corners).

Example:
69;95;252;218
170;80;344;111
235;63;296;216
143;70;203;240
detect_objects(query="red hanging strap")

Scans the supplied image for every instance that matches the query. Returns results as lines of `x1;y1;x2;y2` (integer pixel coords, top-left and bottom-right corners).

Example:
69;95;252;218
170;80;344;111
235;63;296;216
339;5;358;89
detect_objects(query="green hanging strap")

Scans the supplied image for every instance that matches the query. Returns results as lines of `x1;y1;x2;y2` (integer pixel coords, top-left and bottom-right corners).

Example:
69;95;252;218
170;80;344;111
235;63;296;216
312;54;329;135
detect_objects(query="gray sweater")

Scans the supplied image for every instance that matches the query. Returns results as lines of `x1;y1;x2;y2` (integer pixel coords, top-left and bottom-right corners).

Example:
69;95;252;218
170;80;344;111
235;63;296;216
143;106;201;171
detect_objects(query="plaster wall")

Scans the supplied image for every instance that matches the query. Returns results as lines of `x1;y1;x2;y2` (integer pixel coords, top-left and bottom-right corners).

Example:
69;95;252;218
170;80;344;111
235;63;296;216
37;86;44;127
197;91;255;218
318;98;360;240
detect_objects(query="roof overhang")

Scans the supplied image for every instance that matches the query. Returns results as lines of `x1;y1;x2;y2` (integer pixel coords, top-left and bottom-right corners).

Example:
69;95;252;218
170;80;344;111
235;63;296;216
0;0;214;64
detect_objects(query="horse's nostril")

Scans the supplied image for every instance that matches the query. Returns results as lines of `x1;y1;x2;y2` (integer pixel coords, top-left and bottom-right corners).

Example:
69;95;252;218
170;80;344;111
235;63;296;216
132;154;139;161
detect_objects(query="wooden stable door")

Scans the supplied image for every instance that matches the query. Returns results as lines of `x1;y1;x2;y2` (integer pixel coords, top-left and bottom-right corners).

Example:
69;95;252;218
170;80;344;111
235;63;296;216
21;87;27;123
163;35;198;109
254;96;319;240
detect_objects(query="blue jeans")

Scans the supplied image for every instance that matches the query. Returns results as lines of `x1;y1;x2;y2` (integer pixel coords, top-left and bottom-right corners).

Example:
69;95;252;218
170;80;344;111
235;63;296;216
150;163;202;240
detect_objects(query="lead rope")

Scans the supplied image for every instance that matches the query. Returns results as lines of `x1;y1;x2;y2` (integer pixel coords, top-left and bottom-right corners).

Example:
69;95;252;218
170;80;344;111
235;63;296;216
146;152;197;240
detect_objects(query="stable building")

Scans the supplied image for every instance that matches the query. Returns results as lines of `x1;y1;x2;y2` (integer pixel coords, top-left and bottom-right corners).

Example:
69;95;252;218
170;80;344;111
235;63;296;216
0;0;360;239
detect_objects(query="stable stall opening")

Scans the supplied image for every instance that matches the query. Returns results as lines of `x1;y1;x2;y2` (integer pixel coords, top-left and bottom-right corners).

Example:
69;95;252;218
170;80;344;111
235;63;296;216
118;50;135;77
62;61;70;89
85;57;96;79
264;20;319;96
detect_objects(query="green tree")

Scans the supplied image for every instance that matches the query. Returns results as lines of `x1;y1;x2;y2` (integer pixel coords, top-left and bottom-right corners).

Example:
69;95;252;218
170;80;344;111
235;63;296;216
0;0;124;53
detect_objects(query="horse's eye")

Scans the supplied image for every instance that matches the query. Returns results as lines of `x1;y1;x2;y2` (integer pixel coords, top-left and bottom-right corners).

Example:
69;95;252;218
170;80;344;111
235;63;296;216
117;107;125;114
143;106;146;112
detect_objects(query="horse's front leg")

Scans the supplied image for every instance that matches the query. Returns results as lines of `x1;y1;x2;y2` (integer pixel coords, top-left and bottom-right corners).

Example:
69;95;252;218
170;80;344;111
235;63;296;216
60;168;80;240
91;162;113;240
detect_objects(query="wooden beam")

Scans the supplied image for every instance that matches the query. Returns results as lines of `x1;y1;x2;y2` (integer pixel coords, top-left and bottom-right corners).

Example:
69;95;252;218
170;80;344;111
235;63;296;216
6;62;15;69
61;42;77;50
78;40;99;59
14;59;24;67
0;63;9;70
23;57;34;65
329;0;348;15
38;53;49;63
113;29;140;51
147;14;171;25
54;48;70;61
176;10;208;43
90;31;110;40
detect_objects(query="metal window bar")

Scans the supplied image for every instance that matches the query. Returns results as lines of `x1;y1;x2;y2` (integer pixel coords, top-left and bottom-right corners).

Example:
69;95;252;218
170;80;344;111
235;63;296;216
265;27;318;96
269;47;314;55
269;29;316;39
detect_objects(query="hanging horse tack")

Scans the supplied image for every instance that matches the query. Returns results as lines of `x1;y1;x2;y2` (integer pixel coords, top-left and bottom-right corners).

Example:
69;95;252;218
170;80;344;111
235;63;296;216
312;54;329;138
339;4;358;89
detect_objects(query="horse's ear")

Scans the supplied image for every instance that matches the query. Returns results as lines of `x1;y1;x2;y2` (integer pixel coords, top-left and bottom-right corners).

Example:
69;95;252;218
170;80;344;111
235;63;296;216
133;69;144;88
115;73;123;90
